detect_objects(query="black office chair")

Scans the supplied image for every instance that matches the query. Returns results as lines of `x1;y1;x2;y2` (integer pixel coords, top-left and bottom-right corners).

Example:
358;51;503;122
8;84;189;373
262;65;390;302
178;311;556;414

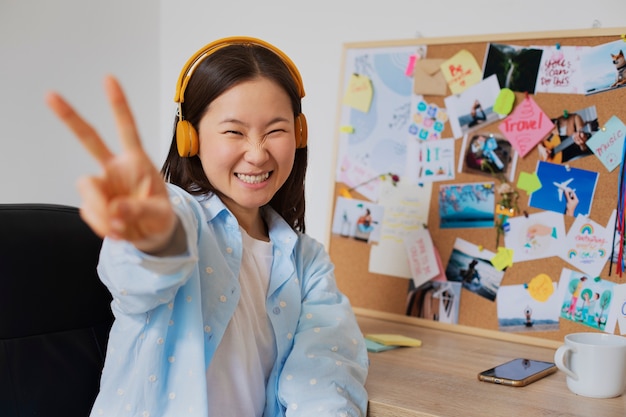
0;204;113;416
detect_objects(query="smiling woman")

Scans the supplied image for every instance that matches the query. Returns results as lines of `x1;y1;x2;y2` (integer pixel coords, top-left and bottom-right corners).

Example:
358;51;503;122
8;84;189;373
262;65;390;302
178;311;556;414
46;37;368;417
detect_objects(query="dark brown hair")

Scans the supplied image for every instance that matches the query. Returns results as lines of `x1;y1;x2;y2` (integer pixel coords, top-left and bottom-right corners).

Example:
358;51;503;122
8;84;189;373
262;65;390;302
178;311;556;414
161;43;307;232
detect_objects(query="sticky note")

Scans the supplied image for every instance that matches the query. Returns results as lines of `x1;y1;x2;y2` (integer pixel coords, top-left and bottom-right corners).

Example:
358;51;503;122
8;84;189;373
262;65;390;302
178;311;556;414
527;273;554;302
517;171;542;195
498;96;555;157
586;115;626;172
439;49;482;94
494;88;515;115
365;334;422;347
365;339;399;353
490;247;514;271
343;73;373;113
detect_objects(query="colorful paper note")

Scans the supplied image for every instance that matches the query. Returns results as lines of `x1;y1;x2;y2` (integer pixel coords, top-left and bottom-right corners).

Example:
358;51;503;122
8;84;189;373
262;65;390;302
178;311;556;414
491;247;514;271
440;49;482;94
559;210;616;277
343;73;373;113
534;45;589;94
365;334;422;347
498;96;555;157
405;228;440;288
527;273;555;302
587;115;626;172
516;171;542;195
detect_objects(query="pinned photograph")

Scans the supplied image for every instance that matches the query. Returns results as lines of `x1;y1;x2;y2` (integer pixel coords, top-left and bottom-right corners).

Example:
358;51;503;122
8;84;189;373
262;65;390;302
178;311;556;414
482;43;544;94
438;182;495;229
445;238;505;302
581;39;626;95
537;105;599;164
458;130;517;181
331;196;384;243
557;268;617;332
444;74;503;138
528;161;599;218
497;283;561;333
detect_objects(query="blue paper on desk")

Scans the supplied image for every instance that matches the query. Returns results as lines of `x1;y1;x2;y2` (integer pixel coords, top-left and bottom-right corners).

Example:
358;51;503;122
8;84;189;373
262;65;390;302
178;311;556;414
365;339;399;353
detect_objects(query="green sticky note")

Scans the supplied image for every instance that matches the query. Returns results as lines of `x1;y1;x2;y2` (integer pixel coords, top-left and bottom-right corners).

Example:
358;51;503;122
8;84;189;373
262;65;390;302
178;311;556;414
517;171;542;195
491;247;514;271
494;88;515;115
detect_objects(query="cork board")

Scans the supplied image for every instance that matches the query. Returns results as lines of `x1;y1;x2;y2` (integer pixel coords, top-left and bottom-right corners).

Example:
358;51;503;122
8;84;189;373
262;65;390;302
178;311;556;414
329;28;626;342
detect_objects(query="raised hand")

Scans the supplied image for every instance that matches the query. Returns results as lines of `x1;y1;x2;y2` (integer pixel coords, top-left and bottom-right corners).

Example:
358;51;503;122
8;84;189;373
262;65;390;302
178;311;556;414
46;75;180;254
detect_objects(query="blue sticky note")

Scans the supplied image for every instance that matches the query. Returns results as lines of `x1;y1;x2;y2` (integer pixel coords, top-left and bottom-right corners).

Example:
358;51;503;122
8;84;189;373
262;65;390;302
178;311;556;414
365;339;399;353
587;115;626;172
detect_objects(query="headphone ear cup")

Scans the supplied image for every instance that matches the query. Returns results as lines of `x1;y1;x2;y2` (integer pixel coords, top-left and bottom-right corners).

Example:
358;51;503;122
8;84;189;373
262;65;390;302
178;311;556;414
295;113;308;149
176;120;199;157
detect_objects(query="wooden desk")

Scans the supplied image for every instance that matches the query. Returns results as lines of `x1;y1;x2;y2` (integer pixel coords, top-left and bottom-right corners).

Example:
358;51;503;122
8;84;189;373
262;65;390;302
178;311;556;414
355;309;626;417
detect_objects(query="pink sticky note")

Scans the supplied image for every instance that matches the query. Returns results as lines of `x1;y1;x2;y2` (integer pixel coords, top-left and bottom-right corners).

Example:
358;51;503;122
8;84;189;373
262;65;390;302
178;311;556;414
498;96;554;157
405;54;418;77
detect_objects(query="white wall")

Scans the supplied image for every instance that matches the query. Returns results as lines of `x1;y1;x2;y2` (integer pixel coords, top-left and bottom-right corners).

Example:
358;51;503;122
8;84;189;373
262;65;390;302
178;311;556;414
2;0;624;247
0;0;160;203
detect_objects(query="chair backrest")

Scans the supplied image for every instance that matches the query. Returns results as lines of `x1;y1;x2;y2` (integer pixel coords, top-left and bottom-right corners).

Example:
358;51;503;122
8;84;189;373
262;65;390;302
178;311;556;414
0;204;113;417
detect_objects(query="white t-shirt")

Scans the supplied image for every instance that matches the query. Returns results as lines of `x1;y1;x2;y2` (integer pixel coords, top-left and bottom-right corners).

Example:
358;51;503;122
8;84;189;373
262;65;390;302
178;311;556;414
206;228;276;416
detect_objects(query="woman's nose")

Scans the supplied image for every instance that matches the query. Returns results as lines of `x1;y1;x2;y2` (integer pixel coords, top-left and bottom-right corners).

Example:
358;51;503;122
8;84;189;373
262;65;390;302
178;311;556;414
244;134;270;164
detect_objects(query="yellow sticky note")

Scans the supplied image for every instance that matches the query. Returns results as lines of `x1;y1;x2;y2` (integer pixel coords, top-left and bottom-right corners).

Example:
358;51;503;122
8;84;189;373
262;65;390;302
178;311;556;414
343;73;373;113
440;49;482;94
365;334;422;347
527;273;554;302
490;247;514;271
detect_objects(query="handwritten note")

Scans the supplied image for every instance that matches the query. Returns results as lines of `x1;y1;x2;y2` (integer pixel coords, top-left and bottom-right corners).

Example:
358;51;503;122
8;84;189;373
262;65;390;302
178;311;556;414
498;96;554;157
559;210;616;277
342;73;373;113
534;45;589;94
405;228;440;287
368;180;432;279
587;115;626;172
439;49;482;94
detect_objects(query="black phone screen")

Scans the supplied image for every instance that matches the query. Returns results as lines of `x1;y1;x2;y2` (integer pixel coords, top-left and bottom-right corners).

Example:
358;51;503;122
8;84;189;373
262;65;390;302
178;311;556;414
479;358;556;385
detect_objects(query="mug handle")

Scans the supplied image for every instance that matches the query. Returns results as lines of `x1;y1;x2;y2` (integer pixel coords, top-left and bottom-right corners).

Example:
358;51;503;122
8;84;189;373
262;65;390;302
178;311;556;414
554;345;578;381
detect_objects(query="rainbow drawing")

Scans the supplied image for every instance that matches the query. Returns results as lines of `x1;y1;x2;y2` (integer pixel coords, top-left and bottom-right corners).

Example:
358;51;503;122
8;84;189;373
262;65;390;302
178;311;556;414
568;249;577;258
579;224;594;235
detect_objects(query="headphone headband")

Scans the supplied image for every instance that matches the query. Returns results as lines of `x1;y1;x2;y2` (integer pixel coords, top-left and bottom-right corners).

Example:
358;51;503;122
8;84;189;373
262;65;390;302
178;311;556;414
173;36;308;154
174;36;305;104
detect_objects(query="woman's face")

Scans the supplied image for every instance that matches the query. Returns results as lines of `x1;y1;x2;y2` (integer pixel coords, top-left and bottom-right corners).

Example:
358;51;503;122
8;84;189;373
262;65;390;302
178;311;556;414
196;77;296;223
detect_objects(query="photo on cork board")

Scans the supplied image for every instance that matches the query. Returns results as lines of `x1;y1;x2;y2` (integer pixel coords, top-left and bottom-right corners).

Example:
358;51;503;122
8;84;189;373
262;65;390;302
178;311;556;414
556;268;617;332
581;38;626;95
497;283;561;333
527;161;599;218
444;237;504;302
536;105;599;164
438;182;495;229
482;42;544;94
331;196;385;244
458;130;518;182
444;74;503;139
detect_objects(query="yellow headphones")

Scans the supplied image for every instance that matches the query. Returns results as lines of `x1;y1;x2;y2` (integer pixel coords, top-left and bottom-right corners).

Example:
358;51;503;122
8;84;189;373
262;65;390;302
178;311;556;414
173;36;308;157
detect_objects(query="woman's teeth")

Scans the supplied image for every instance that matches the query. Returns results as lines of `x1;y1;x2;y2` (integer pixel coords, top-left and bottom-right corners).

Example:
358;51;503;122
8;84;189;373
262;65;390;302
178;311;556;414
236;172;270;184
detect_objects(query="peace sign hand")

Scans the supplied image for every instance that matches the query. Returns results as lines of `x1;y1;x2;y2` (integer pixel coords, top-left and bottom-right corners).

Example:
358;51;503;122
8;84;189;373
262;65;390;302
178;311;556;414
46;75;181;255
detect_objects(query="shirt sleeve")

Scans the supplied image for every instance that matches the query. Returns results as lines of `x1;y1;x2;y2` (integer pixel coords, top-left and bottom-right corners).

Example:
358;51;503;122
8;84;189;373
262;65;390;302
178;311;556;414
278;238;369;417
96;190;201;316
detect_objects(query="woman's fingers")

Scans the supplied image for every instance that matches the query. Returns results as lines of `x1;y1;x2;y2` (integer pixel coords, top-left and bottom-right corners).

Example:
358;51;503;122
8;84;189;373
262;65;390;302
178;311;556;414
45;92;115;167
103;75;143;155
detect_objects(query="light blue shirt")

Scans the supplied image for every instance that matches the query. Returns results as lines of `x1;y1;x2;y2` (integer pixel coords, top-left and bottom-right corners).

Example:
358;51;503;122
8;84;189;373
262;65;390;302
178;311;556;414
90;184;369;417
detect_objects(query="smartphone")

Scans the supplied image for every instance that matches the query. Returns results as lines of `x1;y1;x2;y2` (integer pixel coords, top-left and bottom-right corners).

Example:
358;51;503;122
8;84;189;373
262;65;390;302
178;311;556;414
477;358;557;387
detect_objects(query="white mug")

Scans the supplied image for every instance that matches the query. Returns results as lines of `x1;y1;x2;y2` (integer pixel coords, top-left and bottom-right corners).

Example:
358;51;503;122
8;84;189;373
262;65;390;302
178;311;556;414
554;332;626;398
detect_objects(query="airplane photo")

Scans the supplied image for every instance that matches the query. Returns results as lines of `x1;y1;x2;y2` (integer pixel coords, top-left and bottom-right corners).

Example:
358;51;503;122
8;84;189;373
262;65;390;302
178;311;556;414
553;178;574;201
